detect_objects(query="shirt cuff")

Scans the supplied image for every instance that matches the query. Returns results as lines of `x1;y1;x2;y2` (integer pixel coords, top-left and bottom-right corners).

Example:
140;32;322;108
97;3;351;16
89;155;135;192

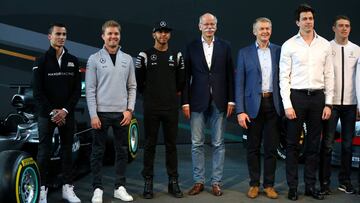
283;100;293;110
182;104;190;108
62;108;68;114
228;102;235;105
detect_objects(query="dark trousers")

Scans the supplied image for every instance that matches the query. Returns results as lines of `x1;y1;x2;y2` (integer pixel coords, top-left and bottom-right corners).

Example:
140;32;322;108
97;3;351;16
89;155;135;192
247;97;280;188
319;105;356;185
37;114;75;186
286;90;324;189
91;112;128;190
142;108;179;178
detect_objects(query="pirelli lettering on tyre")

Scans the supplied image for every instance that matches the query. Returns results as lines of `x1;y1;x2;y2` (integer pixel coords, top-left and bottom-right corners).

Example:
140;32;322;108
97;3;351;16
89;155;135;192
21;157;36;167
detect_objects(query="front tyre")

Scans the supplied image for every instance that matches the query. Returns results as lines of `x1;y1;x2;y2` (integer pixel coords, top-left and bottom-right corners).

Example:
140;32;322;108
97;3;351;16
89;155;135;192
0;150;40;203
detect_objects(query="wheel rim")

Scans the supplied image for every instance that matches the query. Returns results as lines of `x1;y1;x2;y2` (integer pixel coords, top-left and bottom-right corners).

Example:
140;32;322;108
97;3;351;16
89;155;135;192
129;123;138;153
20;167;38;203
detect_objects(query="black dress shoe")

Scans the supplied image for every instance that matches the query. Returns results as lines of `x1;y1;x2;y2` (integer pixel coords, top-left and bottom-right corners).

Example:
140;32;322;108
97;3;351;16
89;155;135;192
305;187;324;200
168;177;183;198
143;176;154;199
288;188;298;201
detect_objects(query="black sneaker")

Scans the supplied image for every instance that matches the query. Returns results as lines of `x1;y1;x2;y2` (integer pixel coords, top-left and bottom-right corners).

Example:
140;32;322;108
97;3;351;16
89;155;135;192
338;183;355;194
320;184;331;195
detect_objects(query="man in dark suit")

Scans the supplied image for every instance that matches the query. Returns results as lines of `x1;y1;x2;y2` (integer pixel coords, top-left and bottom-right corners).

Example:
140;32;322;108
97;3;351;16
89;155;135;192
235;17;283;199
182;13;235;196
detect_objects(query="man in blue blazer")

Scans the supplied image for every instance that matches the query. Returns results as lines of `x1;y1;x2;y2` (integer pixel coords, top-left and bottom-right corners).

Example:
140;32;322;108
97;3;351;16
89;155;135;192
235;17;283;199
182;13;235;196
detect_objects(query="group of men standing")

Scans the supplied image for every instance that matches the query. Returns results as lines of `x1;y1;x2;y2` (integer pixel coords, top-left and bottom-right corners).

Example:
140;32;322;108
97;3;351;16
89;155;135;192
31;3;359;203
236;3;360;201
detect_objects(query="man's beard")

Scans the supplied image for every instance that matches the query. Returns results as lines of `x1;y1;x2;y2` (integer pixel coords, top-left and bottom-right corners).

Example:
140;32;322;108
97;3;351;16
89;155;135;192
155;38;167;45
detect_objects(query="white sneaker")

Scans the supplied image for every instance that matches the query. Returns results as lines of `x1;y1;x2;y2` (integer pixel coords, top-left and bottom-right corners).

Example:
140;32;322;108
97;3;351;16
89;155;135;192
39;186;48;203
91;188;103;203
62;184;81;203
114;186;133;201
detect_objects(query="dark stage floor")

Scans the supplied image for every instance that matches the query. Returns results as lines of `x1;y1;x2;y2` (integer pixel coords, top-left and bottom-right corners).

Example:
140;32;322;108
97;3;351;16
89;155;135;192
48;143;359;202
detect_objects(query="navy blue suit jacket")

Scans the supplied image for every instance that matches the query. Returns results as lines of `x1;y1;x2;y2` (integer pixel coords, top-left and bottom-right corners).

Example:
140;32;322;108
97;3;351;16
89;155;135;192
182;37;234;112
235;43;284;118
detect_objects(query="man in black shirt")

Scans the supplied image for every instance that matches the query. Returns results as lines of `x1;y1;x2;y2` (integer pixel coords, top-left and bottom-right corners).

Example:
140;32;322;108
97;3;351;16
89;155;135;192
135;20;185;199
32;23;81;203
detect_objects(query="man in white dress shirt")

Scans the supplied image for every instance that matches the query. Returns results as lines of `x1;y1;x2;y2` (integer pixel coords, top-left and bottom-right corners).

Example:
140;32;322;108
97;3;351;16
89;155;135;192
279;4;334;201
319;15;360;195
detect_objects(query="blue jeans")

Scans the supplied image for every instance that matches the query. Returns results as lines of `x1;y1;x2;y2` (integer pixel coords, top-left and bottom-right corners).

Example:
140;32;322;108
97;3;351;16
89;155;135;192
190;102;226;185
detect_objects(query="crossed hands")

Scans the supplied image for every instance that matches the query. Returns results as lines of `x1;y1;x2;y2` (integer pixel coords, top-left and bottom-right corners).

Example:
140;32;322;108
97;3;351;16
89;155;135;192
50;109;67;126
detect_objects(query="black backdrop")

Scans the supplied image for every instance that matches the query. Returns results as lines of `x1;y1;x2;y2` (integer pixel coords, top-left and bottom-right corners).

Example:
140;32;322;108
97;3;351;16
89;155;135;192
1;0;360;58
1;0;360;142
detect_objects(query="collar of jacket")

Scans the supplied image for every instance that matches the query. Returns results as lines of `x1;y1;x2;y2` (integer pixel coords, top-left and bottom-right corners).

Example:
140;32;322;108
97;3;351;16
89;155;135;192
47;46;68;57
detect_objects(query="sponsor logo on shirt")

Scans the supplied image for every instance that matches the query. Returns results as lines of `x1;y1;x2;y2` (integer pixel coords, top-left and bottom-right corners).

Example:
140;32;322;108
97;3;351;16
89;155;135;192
67;62;75;67
168;55;174;62
32;66;38;71
150;54;157;61
349;51;357;59
100;58;106;64
150;54;158;66
48;72;75;76
121;61;128;68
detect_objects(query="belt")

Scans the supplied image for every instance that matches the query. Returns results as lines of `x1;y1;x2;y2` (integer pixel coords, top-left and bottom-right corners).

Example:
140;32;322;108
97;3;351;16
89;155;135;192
261;92;272;98
291;89;324;96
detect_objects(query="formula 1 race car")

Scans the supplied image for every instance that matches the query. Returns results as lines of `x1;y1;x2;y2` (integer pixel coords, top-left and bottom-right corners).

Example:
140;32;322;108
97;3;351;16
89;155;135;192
0;84;139;203
331;120;360;168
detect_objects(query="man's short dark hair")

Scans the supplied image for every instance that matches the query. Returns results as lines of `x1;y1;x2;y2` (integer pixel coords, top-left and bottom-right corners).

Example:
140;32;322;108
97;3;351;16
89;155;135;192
295;4;315;21
48;23;66;34
333;15;351;26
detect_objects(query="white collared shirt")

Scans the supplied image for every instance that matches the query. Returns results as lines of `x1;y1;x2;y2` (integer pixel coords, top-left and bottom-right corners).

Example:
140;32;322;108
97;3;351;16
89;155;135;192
331;40;360;105
279;31;334;109
202;36;214;69
256;42;273;93
57;49;65;67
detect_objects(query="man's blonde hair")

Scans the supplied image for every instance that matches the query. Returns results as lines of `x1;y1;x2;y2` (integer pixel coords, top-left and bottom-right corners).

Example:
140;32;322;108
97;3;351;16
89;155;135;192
102;20;121;34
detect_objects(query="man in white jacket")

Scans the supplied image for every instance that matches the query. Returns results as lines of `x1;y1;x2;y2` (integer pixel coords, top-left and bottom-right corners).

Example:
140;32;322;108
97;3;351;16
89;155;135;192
320;15;360;195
